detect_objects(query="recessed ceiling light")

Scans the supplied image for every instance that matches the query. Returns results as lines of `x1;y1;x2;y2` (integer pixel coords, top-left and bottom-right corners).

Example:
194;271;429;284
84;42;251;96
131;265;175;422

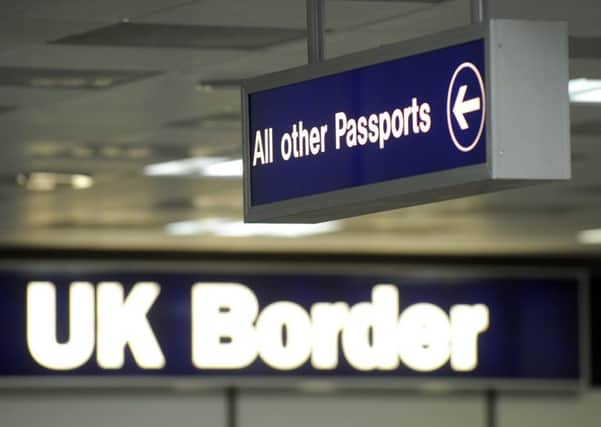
16;172;94;191
195;79;242;93
165;218;342;238
165;111;240;129
126;147;151;160
26;141;162;161
0;66;159;90
51;22;306;50
70;145;95;158
569;78;601;103
144;157;242;178
577;228;601;245
203;159;243;177
70;174;94;190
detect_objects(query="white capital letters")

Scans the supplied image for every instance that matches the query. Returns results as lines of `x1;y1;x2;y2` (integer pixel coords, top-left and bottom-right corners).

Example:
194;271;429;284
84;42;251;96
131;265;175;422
26;279;490;374
252;130;265;166
27;281;95;370
335;112;347;149
191;283;258;369
96;282;165;369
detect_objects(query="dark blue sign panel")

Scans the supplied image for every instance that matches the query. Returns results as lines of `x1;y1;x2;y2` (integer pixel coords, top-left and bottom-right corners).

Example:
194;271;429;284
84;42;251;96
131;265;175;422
591;273;601;387
248;40;486;206
0;268;584;388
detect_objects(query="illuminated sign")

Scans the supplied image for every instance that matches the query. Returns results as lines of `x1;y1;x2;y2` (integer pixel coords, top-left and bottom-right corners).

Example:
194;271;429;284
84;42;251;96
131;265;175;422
26;283;487;373
0;268;586;389
191;284;488;372
242;20;570;222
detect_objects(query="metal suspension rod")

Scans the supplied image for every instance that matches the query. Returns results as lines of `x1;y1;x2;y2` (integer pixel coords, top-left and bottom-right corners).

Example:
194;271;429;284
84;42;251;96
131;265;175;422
306;0;325;64
471;0;488;24
225;387;238;427
485;390;498;427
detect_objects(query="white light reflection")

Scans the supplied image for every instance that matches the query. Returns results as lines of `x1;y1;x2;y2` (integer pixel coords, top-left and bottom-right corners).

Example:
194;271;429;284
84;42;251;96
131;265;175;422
569;78;601;103
144;157;242;177
165;218;342;238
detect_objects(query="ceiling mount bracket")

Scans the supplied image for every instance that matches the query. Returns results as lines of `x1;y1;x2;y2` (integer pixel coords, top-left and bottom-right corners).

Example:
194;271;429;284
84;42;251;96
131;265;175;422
306;0;325;64
471;0;489;24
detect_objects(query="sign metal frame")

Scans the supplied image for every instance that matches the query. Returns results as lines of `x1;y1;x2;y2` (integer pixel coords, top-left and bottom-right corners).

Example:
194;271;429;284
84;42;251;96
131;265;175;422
241;20;570;223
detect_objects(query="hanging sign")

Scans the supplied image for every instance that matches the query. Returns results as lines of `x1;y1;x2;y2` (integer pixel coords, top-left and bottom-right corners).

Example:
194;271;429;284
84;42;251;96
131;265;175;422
242;20;570;222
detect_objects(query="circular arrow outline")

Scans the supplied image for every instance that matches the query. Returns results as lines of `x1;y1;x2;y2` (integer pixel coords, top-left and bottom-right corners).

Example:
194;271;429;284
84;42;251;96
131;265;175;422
446;62;486;153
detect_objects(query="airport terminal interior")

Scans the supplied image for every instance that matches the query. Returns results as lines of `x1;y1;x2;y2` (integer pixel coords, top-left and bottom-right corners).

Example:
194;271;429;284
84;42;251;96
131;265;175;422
0;0;601;426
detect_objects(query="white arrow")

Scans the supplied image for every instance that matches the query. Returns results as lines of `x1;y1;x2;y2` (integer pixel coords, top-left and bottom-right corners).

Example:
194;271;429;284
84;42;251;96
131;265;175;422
452;84;481;131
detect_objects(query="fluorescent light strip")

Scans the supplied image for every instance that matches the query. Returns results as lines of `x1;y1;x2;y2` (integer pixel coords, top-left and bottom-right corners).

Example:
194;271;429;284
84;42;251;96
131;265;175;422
16;172;94;191
203;159;243;177
577;228;601;245
166;218;342;238
144;157;242;177
569;78;601;103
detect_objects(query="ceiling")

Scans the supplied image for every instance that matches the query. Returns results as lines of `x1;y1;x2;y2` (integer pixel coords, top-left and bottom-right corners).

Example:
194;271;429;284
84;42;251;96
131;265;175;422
0;0;600;256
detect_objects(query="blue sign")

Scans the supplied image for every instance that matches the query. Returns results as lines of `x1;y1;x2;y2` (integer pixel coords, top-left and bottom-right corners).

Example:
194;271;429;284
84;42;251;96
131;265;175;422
248;39;486;207
0;268;585;388
243;21;571;222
